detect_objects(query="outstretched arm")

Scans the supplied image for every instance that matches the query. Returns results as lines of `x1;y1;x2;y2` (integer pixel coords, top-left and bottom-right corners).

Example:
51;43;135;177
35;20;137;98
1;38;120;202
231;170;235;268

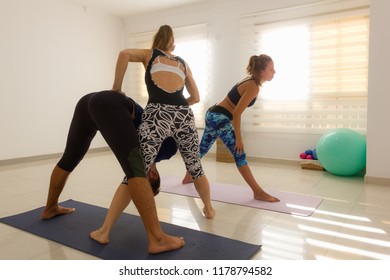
112;49;151;92
232;83;259;154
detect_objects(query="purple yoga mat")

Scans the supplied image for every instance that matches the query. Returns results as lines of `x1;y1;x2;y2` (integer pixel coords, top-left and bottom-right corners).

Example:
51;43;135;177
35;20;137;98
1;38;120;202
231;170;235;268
160;176;323;216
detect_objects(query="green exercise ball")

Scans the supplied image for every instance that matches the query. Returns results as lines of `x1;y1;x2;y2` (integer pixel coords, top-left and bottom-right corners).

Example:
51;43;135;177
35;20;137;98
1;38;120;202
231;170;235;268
316;128;366;176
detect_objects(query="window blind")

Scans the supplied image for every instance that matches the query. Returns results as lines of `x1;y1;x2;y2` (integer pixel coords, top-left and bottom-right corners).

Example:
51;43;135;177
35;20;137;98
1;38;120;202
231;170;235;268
240;0;369;134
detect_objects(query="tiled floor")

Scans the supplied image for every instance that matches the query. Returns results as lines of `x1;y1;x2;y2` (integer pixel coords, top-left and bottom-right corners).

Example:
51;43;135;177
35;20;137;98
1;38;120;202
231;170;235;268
0;150;389;260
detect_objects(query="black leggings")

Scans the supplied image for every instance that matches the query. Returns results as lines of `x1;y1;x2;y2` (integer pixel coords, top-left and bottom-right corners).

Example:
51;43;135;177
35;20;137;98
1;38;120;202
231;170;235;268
57;90;146;179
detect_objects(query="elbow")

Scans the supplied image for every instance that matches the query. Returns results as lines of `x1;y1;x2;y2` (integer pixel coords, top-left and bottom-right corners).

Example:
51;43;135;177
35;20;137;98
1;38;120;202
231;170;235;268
192;96;200;104
187;96;200;105
118;50;130;60
191;90;200;103
190;96;200;105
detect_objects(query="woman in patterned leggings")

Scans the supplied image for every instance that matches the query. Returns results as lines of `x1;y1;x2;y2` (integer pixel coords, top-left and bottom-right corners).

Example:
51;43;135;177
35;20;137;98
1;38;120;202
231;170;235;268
182;55;279;203
93;26;214;244
139;26;214;218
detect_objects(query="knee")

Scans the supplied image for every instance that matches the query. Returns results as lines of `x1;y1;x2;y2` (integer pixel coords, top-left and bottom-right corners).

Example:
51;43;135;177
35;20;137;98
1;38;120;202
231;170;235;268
57;157;78;172
187;165;204;180
234;153;248;167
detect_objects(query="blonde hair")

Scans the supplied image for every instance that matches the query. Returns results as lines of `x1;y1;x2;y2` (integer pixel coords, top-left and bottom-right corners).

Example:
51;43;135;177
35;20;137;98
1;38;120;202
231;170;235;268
151;25;174;51
246;54;273;85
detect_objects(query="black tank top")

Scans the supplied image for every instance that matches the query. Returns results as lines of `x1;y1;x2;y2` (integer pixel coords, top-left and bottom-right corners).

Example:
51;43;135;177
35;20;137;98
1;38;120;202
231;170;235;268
227;79;257;107
145;49;188;105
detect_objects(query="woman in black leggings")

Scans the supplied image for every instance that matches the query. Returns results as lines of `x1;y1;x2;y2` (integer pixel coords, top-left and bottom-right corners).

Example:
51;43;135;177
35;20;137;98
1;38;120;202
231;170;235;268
57;91;144;179
41;90;184;254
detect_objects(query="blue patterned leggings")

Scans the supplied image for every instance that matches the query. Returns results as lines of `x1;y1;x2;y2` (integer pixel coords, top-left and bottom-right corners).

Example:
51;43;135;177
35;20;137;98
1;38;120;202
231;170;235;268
200;111;247;167
138;103;205;179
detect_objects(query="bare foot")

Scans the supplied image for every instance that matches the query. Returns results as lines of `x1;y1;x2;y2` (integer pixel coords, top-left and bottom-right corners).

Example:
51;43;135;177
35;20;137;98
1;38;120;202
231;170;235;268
182;171;193;184
254;191;280;203
148;234;185;254
203;207;216;219
40;205;75;220
90;228;109;244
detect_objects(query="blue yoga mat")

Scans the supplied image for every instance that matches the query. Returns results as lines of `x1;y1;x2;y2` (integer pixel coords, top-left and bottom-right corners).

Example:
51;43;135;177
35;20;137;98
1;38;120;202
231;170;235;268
0;199;260;260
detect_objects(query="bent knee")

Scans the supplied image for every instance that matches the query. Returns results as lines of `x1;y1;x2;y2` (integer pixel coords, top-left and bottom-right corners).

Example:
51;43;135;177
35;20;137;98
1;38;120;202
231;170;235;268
188;167;204;180
234;153;248;167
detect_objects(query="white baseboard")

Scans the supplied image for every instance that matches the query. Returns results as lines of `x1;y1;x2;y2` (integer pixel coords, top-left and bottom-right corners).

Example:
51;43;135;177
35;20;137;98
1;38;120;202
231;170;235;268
0;147;111;166
3;150;388;187
247;156;300;166
364;175;390;186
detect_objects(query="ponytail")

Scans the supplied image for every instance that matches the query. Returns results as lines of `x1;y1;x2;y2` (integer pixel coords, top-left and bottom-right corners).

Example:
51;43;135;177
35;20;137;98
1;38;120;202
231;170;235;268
246;54;272;85
152;25;174;51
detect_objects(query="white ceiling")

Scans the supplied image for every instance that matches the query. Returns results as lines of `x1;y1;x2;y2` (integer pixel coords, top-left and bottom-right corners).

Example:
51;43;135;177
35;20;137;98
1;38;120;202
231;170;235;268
66;0;209;18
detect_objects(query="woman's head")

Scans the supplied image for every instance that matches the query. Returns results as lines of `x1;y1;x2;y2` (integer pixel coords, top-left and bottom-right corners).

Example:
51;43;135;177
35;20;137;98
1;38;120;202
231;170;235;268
246;54;275;85
152;25;175;52
147;163;161;196
148;175;161;196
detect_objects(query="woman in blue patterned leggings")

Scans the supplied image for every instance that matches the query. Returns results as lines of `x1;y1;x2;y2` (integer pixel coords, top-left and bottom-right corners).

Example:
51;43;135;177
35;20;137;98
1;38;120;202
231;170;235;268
200;107;247;166
183;54;279;203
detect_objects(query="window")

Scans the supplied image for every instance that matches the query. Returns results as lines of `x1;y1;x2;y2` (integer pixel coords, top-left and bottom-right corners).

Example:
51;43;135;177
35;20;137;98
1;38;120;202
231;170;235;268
240;1;369;134
126;23;209;128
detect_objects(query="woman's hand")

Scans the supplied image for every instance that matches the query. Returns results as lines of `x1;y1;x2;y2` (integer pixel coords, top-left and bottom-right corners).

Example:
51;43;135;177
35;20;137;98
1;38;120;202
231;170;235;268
234;139;245;154
112;88;125;95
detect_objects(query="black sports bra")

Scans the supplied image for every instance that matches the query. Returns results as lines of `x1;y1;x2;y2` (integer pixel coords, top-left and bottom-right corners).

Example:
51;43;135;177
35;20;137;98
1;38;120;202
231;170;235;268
227;79;257;107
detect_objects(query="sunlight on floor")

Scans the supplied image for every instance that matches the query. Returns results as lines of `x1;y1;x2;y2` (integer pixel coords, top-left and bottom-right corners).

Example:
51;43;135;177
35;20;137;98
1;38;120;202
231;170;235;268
1;151;390;260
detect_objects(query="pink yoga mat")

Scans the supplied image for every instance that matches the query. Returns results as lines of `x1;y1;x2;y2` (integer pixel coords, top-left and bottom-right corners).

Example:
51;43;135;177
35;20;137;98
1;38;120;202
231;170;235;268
160;176;323;216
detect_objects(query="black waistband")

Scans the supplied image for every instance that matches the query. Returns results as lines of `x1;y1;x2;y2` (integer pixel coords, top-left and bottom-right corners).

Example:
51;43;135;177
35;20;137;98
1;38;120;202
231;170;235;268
208;105;233;120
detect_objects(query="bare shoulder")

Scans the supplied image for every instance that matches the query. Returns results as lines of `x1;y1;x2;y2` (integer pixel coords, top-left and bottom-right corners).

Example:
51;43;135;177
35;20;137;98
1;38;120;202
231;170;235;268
239;79;259;97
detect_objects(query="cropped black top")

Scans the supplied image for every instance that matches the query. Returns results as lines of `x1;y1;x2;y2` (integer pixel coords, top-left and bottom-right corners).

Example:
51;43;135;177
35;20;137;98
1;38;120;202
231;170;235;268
145;49;188;106
227;79;257;107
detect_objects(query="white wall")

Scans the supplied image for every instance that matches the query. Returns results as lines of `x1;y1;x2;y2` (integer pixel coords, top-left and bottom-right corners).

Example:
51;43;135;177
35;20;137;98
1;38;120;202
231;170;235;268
2;0;389;184
0;0;124;161
365;0;390;183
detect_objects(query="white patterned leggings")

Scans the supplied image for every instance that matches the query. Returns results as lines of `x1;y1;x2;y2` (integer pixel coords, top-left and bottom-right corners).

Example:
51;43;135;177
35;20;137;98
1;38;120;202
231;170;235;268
138;103;205;179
